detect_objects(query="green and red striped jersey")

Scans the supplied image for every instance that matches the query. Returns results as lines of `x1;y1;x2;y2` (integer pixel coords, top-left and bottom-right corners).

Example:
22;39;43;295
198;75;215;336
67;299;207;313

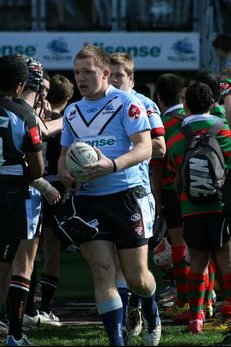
167;113;231;216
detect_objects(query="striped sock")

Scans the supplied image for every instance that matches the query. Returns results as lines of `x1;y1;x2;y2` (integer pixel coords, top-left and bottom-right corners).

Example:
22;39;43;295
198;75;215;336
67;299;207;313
8;275;30;339
40;273;59;313
172;244;190;306
188;272;205;321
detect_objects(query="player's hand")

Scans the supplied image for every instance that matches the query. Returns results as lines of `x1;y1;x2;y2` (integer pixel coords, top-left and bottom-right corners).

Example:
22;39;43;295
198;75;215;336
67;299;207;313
80;148;115;180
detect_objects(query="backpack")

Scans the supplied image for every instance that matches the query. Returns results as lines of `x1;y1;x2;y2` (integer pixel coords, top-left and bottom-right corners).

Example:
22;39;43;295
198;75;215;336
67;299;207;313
180;121;226;204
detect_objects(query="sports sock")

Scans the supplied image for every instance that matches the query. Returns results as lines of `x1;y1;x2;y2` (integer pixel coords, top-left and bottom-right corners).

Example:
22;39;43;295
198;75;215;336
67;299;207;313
140;287;160;330
25;261;38;316
39;273;59;313
172;244;190;306
8;275;30;340
129;292;140;308
97;297;124;346
116;279;129;329
188;272;205;321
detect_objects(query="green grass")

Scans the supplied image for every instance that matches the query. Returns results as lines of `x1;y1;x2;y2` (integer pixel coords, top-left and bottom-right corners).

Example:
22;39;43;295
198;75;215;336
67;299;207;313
0;324;226;346
0;249;226;346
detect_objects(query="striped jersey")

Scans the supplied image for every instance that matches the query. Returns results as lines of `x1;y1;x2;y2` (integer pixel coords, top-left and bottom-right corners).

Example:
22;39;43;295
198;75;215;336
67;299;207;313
167;114;231;216
61;85;151;196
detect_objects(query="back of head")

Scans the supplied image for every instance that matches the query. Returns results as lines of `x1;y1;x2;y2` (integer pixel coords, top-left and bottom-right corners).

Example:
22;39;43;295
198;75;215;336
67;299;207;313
47;73;74;105
22;56;43;92
74;44;110;70
156;73;184;107
0;54;28;92
193;70;220;103
185;81;213;114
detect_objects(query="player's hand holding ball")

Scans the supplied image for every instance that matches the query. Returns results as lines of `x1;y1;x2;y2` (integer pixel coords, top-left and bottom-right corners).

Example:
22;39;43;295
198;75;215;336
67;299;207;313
65;141;116;182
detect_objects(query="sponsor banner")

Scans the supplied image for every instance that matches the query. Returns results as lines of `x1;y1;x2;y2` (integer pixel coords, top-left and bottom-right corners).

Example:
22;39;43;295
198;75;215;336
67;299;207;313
0;32;199;70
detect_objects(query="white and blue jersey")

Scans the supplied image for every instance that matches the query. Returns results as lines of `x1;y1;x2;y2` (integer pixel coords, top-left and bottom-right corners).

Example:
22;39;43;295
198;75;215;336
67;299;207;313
61;85;151;196
131;88;165;195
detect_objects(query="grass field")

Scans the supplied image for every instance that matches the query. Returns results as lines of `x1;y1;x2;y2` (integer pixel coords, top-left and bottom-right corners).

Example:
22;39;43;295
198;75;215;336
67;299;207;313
0;249;228;346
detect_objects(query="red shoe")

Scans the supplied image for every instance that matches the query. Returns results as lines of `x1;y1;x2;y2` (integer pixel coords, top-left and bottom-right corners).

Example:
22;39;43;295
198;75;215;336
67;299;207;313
187;319;203;334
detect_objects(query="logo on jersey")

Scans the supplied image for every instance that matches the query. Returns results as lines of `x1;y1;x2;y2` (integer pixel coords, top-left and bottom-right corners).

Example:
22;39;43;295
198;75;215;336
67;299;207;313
84;136;116;148
0;116;9;128
128;104;141;119
29;127;41;145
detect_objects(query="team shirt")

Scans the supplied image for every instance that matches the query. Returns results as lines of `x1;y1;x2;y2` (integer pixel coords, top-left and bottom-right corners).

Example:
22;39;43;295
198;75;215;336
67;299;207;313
131;88;165;194
61;85;151;196
0;96;42;186
210;103;229;127
152;104;185;190
167;114;231;217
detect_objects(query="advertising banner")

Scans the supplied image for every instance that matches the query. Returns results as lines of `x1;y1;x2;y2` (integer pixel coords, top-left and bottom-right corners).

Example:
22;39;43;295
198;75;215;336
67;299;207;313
0;32;199;70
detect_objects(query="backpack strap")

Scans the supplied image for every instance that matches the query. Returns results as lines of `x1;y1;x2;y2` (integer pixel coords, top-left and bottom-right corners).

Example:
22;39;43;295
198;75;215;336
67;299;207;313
207;120;224;135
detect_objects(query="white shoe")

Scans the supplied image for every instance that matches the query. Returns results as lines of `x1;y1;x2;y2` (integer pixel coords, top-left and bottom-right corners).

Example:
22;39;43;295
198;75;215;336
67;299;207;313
127;306;143;337
23;310;40;327
39;311;62;326
143;316;161;346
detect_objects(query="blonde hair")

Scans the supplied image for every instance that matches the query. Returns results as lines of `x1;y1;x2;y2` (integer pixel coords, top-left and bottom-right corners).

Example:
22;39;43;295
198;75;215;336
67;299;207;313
110;52;134;77
74;45;110;70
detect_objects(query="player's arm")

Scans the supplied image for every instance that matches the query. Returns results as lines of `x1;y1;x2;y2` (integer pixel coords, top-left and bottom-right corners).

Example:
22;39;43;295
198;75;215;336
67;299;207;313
115;130;152;170
25;151;44;181
152;136;166;159
81;130;152;181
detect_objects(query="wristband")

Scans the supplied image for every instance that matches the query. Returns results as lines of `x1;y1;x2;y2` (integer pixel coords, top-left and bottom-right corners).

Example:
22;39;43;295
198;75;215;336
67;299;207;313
111;159;118;172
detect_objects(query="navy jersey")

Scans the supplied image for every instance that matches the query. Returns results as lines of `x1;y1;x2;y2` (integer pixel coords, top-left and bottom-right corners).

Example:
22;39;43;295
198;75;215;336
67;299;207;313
0;96;42;185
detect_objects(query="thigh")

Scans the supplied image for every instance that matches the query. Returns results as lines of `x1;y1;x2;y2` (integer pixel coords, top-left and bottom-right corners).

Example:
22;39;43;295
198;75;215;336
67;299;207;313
183;215;207;250
12;238;40;278
0;191;28;241
162;189;182;229
118;244;149;282
80;240;116;275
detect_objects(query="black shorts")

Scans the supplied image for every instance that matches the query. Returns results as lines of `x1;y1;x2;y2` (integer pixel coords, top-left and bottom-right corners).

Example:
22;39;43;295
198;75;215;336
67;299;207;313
162;189;182;229
183;213;231;251
0;240;20;263
0;188;35;242
73;186;151;249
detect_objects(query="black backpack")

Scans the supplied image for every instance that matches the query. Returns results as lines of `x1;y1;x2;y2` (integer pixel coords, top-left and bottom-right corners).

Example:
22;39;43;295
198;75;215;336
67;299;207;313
180;121;226;204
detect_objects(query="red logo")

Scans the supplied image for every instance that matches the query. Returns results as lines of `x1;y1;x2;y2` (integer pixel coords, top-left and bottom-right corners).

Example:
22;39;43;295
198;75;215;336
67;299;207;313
128;104;141;119
29;127;42;145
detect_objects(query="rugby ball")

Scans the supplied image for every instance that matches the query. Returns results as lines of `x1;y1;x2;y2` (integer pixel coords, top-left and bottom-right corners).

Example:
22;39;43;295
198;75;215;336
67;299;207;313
65;141;98;180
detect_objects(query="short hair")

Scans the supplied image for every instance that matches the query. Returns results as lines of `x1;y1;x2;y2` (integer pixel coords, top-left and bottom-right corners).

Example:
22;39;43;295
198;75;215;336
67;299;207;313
185;81;214;114
156;73;184;107
193;70;221;103
109;52;134;77
212;34;231;53
74;45;110;70
0;54;28;91
47;74;74;104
